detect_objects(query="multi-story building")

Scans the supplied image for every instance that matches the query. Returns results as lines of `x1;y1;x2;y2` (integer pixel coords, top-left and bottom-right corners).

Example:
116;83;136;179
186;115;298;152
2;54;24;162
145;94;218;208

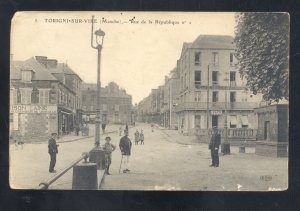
35;56;83;133
174;35;262;134
10;56;82;141
136;88;163;124
81;82;133;124
161;68;180;129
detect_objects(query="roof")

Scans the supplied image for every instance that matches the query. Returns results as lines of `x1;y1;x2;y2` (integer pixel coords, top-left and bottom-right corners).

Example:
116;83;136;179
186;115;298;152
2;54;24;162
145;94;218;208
47;63;83;81
10;57;58;81
190;35;235;49
82;82;132;98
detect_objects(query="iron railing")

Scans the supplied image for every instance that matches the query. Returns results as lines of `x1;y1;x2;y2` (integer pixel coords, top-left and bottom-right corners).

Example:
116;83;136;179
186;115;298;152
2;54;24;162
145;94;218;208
37;152;89;190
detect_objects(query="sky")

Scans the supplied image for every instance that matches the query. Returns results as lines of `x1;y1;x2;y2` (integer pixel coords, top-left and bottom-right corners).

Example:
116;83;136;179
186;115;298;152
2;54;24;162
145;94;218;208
11;12;236;104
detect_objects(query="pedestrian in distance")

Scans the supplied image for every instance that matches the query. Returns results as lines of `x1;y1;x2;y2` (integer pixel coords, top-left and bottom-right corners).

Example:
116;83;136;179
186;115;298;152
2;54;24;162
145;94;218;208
102;136;116;175
119;126;122;136
151;124;154;132
140;129;144;145
134;129;140;145
119;130;132;173
125;124;129;132
101;123;106;134
48;133;59;173
208;126;221;168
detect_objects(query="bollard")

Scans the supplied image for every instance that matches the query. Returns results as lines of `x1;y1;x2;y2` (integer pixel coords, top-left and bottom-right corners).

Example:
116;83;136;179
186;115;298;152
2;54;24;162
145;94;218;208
72;162;98;190
89;148;106;170
239;146;246;153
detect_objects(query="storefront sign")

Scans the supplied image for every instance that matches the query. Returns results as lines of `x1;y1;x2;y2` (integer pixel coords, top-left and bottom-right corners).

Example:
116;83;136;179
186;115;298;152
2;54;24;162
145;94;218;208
211;110;222;115
10;105;57;114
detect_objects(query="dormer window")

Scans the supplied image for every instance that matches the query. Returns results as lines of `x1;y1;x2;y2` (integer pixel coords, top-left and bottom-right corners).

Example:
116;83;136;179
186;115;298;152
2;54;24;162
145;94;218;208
21;69;33;82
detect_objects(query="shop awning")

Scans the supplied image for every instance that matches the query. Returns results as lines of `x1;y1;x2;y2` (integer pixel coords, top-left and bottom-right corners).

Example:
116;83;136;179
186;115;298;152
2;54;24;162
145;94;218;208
241;115;249;125
229;115;237;125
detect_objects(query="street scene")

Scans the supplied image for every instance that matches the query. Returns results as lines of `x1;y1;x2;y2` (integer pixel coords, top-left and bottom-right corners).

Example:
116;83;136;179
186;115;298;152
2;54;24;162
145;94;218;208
10;123;287;191
9;12;289;191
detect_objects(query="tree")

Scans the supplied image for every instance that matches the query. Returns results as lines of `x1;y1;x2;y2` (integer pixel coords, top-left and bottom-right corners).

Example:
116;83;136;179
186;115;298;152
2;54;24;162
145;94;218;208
234;13;289;103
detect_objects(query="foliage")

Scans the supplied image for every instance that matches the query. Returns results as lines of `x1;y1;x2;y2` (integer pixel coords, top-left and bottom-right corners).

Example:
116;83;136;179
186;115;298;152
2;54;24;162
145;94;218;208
234;13;289;102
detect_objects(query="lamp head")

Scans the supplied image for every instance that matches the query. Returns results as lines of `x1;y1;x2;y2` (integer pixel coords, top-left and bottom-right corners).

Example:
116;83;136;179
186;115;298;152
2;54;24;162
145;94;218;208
95;29;105;37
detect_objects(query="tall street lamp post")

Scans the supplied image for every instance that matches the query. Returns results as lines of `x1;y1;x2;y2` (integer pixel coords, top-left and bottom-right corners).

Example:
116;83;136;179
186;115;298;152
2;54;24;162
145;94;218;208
89;16;106;170
91;15;105;147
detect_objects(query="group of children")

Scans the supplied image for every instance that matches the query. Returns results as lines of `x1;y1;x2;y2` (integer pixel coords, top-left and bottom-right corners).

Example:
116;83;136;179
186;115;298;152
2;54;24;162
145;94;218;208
102;128;144;175
134;129;145;145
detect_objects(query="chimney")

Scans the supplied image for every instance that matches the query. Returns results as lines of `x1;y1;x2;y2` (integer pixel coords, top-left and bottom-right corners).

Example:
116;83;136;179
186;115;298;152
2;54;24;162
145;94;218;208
46;59;58;68
35;56;48;66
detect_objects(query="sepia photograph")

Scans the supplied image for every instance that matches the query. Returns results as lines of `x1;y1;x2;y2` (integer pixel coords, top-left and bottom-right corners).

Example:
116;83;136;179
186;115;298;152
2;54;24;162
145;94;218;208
9;11;289;191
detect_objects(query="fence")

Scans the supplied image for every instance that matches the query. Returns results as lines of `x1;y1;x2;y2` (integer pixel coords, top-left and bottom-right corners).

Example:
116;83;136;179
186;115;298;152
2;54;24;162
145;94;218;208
195;128;258;146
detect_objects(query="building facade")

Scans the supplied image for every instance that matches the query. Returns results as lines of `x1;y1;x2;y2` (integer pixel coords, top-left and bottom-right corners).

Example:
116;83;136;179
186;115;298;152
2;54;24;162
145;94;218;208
174;35;262;134
35;56;83;135
10;56;82;142
81;82;133;124
135;35;263;135
160;68;180;129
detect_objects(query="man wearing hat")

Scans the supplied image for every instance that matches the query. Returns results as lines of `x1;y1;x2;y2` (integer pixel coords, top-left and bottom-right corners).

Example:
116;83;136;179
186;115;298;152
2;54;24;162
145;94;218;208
102;136;116;175
48;133;59;173
119;130;132;173
208;126;221;167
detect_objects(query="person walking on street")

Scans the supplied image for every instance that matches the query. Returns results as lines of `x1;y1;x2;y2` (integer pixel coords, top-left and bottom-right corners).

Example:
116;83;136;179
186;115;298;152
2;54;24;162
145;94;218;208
208;126;221;167
101;123;106;134
119;130;132;173
134;129;140;145
125;124;129;132
102;136;116;175
140;129;144;145
151;124;154;132
48;133;59;173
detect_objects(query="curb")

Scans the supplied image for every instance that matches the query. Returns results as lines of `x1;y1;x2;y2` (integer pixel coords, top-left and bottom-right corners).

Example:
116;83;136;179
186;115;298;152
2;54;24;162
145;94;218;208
97;169;106;190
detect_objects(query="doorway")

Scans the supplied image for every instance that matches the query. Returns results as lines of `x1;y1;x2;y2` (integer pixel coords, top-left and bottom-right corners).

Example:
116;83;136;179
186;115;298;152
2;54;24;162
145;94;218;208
264;121;270;140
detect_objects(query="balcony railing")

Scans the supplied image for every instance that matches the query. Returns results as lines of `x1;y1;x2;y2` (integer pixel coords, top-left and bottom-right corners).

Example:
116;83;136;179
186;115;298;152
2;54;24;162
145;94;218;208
196;128;257;139
174;102;259;112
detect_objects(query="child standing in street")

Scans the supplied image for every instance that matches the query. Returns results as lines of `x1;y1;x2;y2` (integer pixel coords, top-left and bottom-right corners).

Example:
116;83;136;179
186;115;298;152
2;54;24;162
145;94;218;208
134;130;140;145
140;129;144;145
102;136;116;175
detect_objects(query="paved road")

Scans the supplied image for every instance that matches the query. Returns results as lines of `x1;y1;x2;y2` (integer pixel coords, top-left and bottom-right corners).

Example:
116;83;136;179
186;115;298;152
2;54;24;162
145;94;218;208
101;123;288;191
9;123;288;191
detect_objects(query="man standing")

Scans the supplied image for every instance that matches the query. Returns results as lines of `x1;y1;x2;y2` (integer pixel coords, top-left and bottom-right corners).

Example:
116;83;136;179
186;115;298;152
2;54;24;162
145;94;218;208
208;126;221;167
102;136;116;175
119;130;132;173
48;133;59;173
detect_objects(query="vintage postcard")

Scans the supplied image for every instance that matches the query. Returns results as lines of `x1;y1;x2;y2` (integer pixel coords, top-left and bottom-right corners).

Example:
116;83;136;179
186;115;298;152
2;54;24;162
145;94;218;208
9;11;289;190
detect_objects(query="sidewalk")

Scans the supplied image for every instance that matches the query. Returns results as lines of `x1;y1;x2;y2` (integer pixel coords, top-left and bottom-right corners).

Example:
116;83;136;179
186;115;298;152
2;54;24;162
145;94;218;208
158;126;256;154
50;124;124;144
